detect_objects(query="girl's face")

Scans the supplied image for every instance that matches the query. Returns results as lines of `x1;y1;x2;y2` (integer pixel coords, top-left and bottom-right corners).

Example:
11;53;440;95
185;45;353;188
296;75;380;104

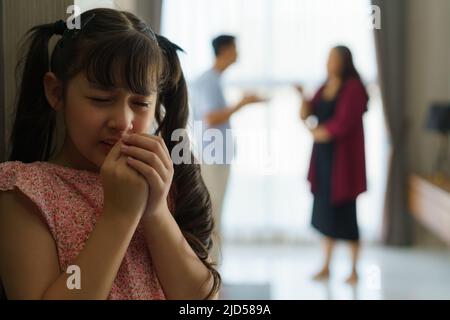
58;72;157;171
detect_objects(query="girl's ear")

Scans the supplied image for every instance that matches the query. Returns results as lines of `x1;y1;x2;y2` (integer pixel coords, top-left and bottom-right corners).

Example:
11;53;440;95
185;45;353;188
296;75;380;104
43;72;64;111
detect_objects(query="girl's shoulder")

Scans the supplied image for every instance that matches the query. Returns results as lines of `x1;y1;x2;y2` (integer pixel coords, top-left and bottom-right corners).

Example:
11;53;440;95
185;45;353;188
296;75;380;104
0;161;102;212
0;161;100;191
0;162;59;243
0;161;103;239
0;161;46;192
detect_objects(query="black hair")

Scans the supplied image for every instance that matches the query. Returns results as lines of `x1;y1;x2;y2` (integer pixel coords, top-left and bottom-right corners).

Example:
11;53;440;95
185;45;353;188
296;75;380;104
331;45;369;111
212;34;236;57
8;8;220;299
333;45;361;81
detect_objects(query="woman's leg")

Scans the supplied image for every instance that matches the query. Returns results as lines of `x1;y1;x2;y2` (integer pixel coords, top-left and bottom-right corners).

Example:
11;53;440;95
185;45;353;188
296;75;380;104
345;240;360;284
313;237;335;280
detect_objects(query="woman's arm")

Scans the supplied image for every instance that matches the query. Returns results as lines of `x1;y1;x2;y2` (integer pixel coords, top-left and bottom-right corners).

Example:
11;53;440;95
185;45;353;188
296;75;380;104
300;99;313;121
310;125;332;143
142;209;216;300
322;79;368;140
297;85;322;121
0;189;141;300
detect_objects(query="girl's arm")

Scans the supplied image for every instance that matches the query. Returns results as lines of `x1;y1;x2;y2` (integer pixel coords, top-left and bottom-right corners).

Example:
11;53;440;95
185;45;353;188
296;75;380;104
120;133;217;300
142;209;216;300
0;190;140;300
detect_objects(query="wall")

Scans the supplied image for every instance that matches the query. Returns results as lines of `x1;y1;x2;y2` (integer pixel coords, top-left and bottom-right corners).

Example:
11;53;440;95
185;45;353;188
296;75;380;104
405;0;450;246
0;0;73;160
406;0;450;176
115;0;162;33
76;0;162;33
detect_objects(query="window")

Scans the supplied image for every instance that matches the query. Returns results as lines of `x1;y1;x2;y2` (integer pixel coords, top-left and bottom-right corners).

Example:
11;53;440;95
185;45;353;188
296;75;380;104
163;0;387;243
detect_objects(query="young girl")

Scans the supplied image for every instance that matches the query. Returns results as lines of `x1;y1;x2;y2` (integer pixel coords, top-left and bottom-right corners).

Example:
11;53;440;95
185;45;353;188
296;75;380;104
0;8;220;300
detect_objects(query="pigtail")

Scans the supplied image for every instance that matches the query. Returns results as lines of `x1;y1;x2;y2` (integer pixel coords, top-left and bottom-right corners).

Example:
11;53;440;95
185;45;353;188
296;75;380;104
9;23;57;162
155;35;221;299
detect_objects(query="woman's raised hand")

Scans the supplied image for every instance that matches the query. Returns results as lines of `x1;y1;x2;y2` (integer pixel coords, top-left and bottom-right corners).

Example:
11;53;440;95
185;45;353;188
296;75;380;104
294;84;305;96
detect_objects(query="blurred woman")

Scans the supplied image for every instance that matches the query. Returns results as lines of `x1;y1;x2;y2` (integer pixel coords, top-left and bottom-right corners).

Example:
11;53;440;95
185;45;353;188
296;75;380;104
297;46;368;284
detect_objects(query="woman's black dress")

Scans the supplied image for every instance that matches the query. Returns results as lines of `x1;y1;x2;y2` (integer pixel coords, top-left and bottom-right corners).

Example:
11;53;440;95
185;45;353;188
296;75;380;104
311;97;359;241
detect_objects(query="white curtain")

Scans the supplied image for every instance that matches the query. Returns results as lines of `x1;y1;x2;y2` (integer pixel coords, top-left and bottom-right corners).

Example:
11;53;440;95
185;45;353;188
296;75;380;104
162;0;385;243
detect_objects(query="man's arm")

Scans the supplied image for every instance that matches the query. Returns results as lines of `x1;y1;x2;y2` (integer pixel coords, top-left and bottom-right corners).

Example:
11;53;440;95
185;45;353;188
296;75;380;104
205;102;243;127
205;94;265;127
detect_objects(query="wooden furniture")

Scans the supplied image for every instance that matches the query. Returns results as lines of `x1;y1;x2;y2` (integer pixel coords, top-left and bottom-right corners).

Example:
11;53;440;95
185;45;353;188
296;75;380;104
408;174;450;246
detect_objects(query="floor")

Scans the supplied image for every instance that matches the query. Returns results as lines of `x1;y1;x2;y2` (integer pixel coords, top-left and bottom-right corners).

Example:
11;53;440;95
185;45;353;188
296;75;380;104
218;243;450;300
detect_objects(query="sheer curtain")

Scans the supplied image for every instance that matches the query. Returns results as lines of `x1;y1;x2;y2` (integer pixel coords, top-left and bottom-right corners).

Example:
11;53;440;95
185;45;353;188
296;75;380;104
162;0;386;243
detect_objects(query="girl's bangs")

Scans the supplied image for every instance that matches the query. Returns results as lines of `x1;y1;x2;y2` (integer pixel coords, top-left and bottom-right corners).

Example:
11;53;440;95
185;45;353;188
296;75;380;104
79;32;162;96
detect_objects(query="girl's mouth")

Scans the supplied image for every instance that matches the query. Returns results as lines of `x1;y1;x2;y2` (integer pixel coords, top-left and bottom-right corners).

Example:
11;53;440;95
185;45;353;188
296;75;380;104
101;138;119;145
99;140;116;152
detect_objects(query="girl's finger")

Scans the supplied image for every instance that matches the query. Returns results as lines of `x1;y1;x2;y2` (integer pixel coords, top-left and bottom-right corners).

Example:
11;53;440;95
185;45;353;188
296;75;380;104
126;156;164;188
157;134;172;162
144;134;172;168
123;134;172;170
121;144;168;181
104;139;124;163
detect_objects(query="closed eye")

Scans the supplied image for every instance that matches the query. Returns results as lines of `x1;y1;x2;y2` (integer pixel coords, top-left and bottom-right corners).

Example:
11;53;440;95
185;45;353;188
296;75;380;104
134;102;151;108
88;96;151;108
89;97;112;103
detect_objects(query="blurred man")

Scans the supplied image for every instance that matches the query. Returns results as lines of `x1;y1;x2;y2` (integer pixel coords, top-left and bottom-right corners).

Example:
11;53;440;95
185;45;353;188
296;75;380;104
191;35;264;265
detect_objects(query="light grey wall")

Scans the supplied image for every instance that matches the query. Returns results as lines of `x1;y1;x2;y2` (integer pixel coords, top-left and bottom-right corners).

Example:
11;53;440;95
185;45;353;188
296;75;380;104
405;0;450;176
75;0;163;32
404;0;450;246
1;0;73;160
114;0;162;33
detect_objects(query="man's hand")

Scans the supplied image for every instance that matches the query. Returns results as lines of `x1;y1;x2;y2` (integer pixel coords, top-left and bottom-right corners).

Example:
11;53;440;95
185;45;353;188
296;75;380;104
238;93;268;109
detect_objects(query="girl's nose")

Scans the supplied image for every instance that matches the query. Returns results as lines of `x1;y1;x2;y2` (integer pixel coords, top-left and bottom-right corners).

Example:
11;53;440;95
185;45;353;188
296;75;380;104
107;104;134;133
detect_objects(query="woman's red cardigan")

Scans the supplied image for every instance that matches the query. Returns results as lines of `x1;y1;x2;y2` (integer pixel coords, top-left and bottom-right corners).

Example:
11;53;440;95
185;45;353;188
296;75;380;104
307;78;368;205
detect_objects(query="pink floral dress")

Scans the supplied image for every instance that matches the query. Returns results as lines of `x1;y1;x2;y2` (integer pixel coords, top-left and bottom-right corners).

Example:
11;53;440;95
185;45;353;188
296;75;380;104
0;161;166;300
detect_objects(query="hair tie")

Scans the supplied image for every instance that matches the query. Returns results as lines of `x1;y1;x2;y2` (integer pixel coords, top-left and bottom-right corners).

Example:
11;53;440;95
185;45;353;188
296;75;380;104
142;25;157;42
55;14;96;49
53;20;67;36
